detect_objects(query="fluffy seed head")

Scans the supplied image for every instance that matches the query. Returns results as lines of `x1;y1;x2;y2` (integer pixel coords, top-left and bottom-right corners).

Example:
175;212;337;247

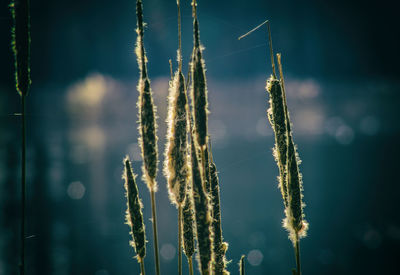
182;178;195;258
123;156;146;261
135;0;158;191
276;53;308;243
210;161;230;274
190;0;208;148
266;76;289;207
190;133;212;275
164;70;189;205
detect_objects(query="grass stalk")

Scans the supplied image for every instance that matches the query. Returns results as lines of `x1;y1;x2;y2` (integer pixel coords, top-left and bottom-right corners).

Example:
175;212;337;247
135;1;160;274
240;20;308;274
178;205;183;275
11;0;31;273
140;258;146;275
20;95;26;275
188;256;194;275
294;234;301;275
189;1;213;273
150;189;160;275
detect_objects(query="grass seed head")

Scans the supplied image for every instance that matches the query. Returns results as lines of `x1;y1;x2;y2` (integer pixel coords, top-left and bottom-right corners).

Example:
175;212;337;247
164;70;189;205
209;161;230;274
190;0;209;148
266;77;289;207
276;53;308;243
123;156;146;261
135;0;158;191
190;132;212;275
10;0;31;96
182;178;195;258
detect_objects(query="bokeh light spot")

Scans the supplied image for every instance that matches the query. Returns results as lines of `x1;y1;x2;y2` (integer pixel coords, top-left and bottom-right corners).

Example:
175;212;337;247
67;181;86;200
160;243;175;261
247;249;264;266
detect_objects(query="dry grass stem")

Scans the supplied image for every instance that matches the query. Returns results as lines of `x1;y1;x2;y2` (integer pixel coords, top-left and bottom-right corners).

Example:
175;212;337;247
135;1;160;274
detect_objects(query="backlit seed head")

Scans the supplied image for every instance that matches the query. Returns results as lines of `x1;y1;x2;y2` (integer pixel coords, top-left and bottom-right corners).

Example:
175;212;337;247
135;0;158;191
164;70;189;206
123;156;146;261
266;76;289;207
190;0;209;148
183;178;195;258
210;161;230;274
190;135;212;274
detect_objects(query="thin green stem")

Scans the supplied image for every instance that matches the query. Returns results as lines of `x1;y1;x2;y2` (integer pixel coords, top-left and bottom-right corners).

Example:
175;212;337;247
294;234;301;275
20;95;26;275
188;256;194;275
178;205;182;275
150;190;161;275
140;258;146;275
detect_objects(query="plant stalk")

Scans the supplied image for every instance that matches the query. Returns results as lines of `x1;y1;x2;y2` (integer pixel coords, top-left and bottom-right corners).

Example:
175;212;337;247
140;258;146;275
294;234;301;275
178;204;183;275
20;95;26;275
150;190;160;275
188;256;194;275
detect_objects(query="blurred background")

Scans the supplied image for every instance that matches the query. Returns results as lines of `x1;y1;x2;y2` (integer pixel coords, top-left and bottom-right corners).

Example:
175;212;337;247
1;0;400;274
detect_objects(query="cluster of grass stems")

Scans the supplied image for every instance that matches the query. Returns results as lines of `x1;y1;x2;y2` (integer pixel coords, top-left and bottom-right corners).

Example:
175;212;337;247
124;1;308;275
10;0;308;274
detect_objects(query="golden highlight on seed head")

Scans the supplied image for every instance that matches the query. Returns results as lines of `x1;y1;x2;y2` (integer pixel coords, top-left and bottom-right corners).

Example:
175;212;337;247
164;69;189;206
